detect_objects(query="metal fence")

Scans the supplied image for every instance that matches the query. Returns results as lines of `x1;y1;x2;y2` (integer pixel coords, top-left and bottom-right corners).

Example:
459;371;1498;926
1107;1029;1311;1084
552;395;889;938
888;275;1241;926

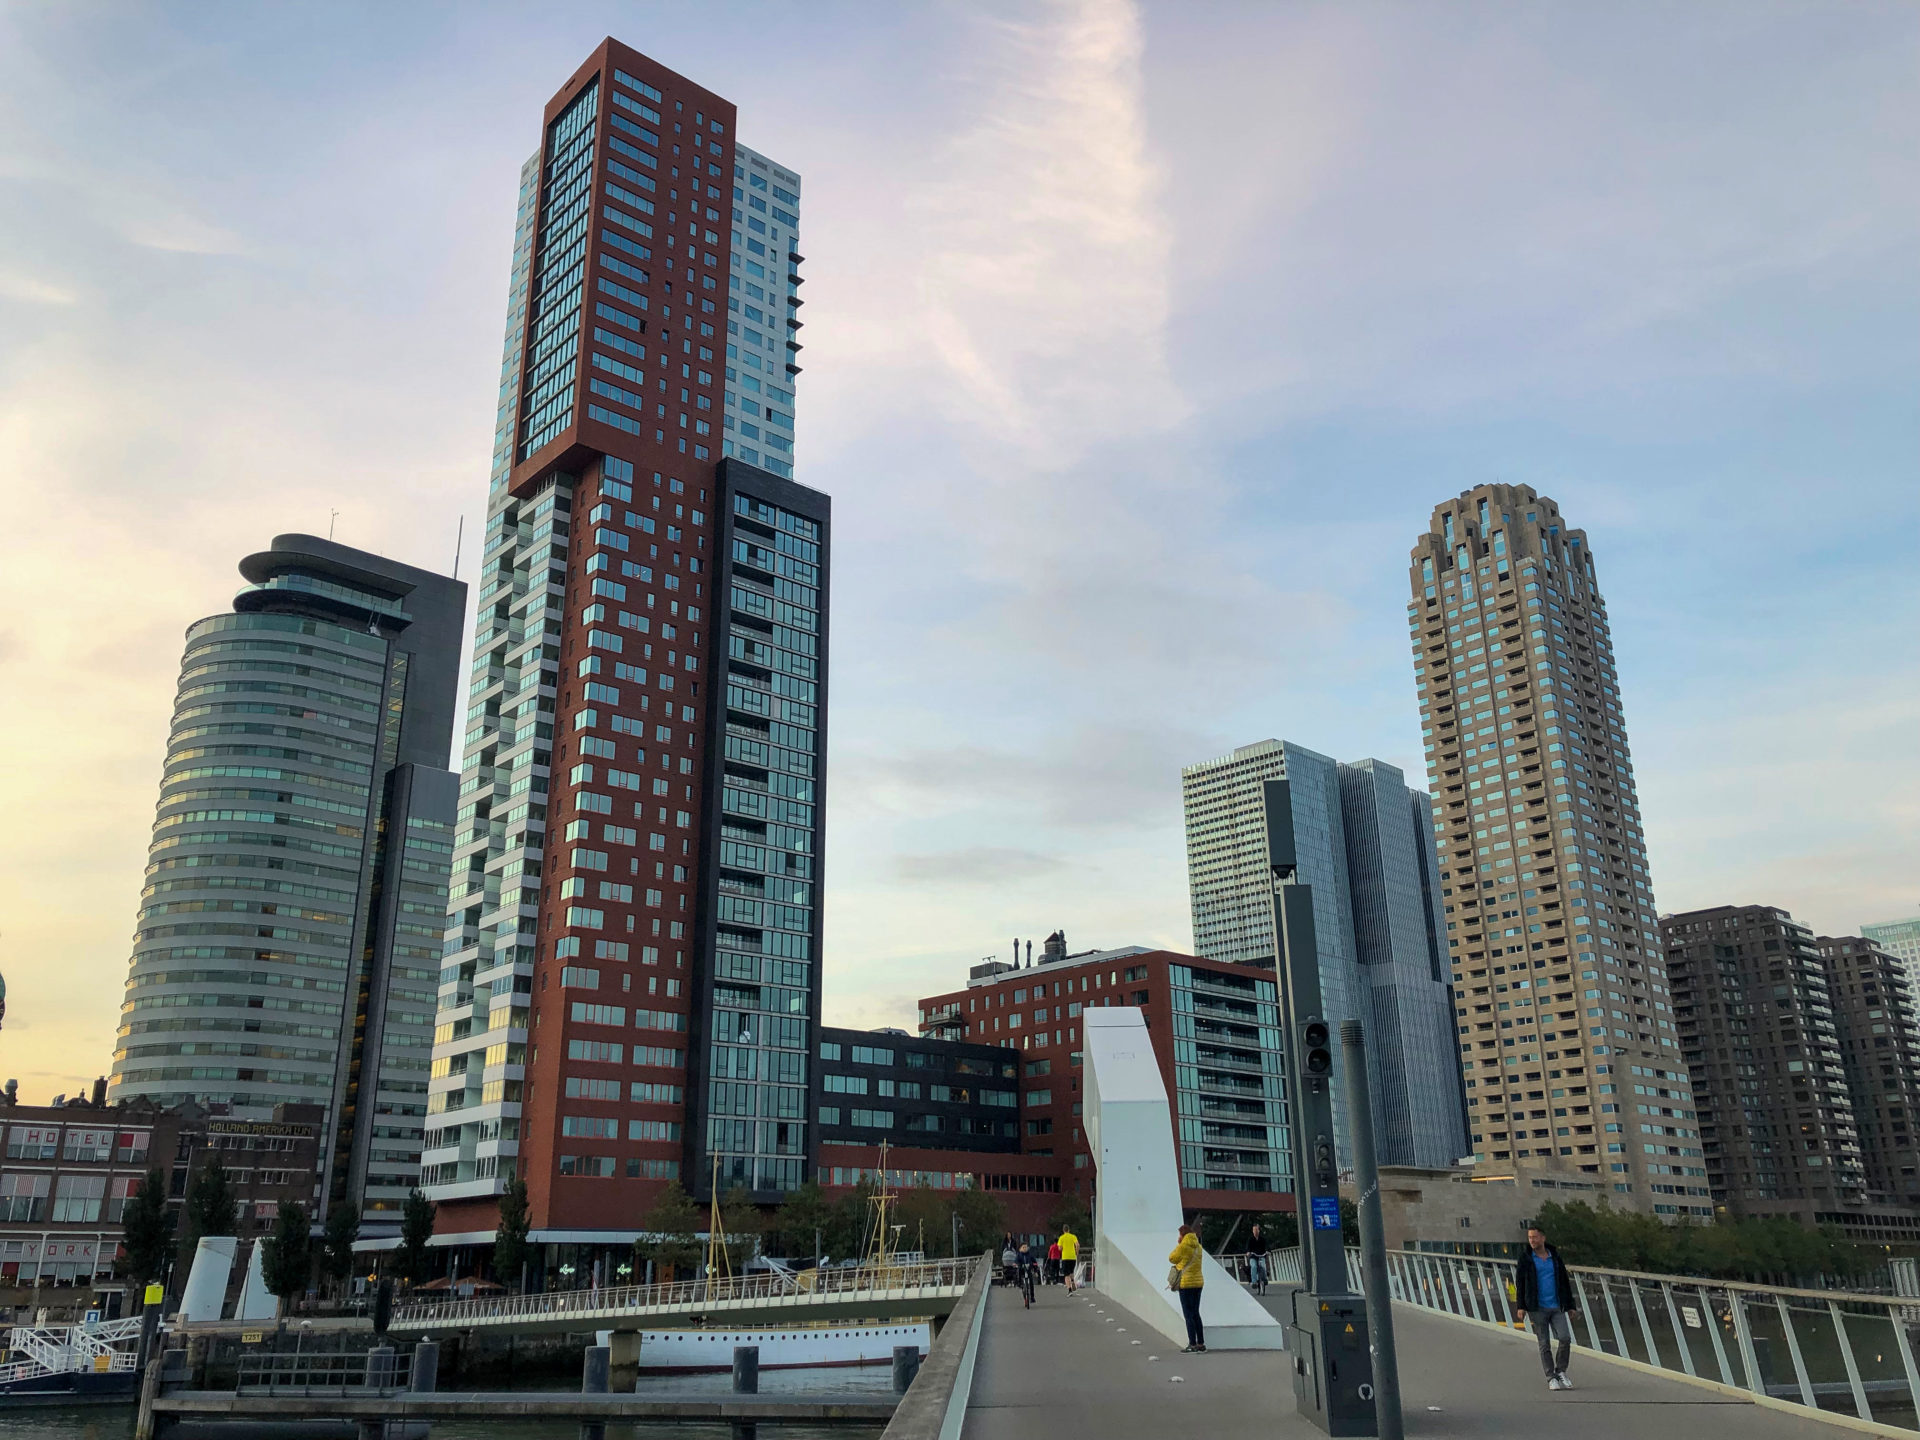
392;1254;982;1330
1238;1246;1920;1429
235;1345;418;1396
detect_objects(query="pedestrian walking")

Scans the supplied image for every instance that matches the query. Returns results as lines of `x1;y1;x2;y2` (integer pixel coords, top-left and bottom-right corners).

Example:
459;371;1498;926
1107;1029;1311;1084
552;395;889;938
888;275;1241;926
1058;1225;1081;1294
1246;1222;1269;1295
1046;1238;1062;1286
1001;1237;1020;1288
1168;1222;1205;1352
1512;1223;1579;1390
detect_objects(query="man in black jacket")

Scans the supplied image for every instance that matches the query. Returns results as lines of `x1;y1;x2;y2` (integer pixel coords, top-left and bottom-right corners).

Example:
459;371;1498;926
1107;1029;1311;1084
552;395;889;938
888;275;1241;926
1513;1224;1580;1390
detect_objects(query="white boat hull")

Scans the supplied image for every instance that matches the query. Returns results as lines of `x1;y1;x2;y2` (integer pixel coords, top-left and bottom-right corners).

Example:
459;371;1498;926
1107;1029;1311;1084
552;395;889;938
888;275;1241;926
621;1321;931;1373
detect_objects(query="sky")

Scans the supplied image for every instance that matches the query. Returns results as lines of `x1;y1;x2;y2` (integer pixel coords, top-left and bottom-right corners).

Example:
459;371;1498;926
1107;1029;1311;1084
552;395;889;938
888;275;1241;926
0;0;1914;1100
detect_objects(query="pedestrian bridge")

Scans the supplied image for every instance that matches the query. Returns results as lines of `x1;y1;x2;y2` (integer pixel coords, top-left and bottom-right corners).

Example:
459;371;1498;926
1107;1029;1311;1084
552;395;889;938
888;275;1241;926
392;1256;980;1336
953;1248;1919;1440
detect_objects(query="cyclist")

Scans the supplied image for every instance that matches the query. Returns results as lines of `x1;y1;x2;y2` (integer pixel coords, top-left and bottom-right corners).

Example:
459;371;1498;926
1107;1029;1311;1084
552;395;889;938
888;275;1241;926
1017;1241;1040;1308
1246;1222;1269;1296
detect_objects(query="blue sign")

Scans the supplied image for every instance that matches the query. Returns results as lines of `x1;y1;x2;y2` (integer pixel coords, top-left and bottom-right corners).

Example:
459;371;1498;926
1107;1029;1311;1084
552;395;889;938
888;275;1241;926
1310;1196;1341;1230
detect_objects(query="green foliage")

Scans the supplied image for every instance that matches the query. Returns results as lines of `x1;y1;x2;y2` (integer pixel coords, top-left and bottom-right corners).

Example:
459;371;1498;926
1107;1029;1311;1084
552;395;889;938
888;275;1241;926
319;1201;359;1294
1340;1197;1361;1247
1533;1200;1873;1284
120;1169;173;1288
184;1157;238;1244
492;1176;531;1288
764;1181;833;1261
1194;1210;1301;1254
952;1185;1007;1257
718;1185;762;1270
633;1182;703;1277
825;1180;877;1260
398;1188;436;1286
260;1202;312;1308
1046;1196;1091;1241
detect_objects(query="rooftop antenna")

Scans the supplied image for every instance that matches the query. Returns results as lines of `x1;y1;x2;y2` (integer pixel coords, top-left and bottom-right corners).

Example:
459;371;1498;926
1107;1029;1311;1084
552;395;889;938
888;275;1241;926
452;515;464;580
328;508;339;541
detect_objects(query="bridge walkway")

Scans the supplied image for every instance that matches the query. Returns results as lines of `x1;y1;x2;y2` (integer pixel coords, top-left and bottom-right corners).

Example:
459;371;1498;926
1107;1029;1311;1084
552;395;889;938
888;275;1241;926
962;1284;1878;1440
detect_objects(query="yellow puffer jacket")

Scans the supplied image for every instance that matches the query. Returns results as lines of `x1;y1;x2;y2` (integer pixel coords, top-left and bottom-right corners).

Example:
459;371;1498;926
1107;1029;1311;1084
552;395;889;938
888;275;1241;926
1168;1232;1204;1289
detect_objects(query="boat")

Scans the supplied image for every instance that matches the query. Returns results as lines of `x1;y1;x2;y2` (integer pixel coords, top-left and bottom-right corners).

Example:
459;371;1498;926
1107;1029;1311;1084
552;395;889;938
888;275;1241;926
626;1320;932;1373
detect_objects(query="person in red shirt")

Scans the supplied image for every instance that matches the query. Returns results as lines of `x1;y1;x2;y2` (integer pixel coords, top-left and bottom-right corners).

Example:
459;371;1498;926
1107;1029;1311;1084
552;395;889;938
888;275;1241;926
1045;1239;1063;1286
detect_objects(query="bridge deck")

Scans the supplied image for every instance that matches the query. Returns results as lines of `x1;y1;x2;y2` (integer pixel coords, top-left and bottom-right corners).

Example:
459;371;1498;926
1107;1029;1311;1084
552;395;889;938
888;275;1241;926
962;1285;1880;1439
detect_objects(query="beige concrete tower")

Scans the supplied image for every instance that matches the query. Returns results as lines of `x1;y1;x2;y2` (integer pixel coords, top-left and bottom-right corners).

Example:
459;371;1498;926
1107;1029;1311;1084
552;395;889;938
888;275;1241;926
1406;485;1706;1218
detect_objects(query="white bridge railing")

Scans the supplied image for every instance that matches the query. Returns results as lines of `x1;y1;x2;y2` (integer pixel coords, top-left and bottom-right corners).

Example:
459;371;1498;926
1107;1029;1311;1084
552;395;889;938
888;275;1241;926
1233;1246;1920;1429
2;1316;143;1386
393;1255;982;1331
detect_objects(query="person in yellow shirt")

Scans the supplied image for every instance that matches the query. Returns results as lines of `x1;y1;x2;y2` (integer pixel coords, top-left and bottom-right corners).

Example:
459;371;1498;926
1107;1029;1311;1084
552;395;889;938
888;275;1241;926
1057;1227;1080;1294
1168;1223;1205;1352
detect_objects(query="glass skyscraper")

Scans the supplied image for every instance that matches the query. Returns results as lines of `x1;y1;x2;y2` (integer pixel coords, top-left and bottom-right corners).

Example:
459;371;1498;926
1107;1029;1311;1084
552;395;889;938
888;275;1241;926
1181;740;1466;1169
111;534;465;1234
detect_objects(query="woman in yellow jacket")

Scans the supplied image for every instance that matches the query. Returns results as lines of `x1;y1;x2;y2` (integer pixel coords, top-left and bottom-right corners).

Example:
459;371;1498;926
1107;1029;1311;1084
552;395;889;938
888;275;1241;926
1168;1223;1206;1352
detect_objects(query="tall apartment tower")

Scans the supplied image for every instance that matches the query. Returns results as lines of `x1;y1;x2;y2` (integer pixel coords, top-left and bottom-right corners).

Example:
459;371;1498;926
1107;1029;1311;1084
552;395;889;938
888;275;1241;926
1180;740;1465;1168
111;535;466;1235
1661;906;1872;1226
1407;486;1703;1217
1817;935;1920;1208
1862;918;1920;994
423;40;826;1252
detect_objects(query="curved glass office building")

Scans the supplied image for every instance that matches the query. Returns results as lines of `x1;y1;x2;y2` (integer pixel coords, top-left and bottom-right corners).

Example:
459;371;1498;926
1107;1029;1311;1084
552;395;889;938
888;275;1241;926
112;535;465;1233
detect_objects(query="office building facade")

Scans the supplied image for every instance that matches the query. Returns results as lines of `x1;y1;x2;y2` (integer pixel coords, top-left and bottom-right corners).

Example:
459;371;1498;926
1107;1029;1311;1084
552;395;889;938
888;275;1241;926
110;535;464;1234
920;943;1293;1209
815;1027;1020;1156
1181;741;1465;1169
423;40;824;1249
1408;486;1703;1216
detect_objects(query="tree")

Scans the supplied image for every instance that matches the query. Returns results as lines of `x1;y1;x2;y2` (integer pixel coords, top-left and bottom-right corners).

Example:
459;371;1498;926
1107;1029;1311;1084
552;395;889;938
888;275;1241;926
260;1202;312;1315
764;1181;833;1262
718;1185;763;1271
632;1182;702;1279
398;1187;436;1286
319;1201;359;1297
120;1169;174;1293
951;1185;1007;1257
1045;1196;1091;1242
492;1176;531;1289
184;1156;238;1245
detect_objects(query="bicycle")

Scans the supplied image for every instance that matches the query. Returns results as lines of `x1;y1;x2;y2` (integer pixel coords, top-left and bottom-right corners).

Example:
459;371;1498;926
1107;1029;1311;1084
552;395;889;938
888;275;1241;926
1021;1264;1037;1309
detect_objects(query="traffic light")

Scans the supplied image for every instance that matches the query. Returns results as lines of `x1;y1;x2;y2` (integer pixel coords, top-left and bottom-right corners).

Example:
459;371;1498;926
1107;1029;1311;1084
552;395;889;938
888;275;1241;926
1301;1018;1332;1078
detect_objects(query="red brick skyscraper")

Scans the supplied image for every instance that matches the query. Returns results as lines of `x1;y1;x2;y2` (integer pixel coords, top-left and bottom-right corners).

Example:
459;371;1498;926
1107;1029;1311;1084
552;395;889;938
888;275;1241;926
424;39;826;1266
1408;485;1706;1217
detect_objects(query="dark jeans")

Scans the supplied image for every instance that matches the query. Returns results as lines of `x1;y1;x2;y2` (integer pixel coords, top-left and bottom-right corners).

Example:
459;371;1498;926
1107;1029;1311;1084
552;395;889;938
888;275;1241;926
1178;1285;1205;1348
1532;1308;1572;1378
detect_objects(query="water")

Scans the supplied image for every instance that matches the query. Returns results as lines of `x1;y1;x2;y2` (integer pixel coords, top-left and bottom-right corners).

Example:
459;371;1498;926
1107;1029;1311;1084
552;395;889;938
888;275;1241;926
0;1364;895;1440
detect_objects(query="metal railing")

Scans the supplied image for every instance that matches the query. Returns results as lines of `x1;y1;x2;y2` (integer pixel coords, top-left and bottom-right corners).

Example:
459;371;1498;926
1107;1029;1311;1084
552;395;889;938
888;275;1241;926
393;1254;982;1330
1241;1246;1920;1429
236;1346;417;1396
2;1317;143;1383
